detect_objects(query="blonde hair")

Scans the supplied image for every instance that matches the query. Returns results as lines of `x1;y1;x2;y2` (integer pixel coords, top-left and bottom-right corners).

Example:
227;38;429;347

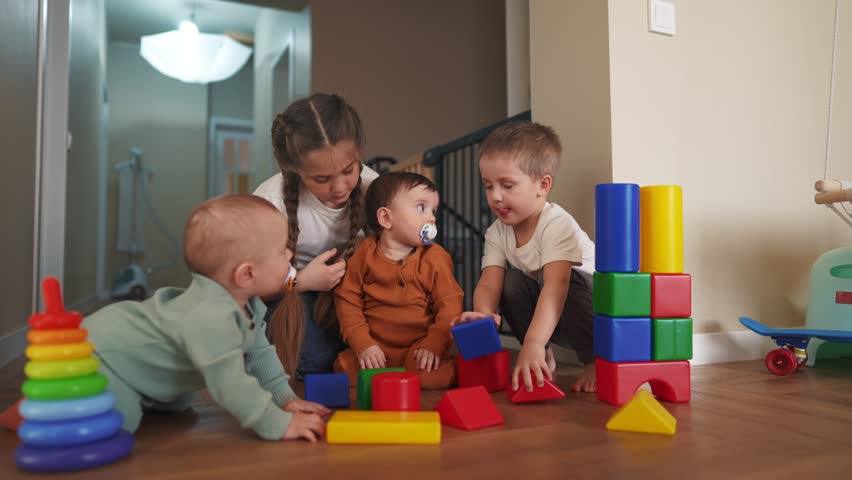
183;194;280;277
479;121;562;179
268;93;367;373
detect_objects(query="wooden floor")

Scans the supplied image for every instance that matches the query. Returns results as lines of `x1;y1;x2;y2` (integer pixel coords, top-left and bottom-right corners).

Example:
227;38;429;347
3;356;852;479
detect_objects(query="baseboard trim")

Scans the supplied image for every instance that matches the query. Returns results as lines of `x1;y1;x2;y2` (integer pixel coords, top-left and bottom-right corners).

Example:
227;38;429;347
0;327;28;368
499;330;774;366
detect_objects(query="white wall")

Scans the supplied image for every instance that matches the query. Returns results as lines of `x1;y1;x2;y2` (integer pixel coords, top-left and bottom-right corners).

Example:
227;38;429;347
209;60;254;121
64;0;107;305
106;42;208;291
253;7;311;187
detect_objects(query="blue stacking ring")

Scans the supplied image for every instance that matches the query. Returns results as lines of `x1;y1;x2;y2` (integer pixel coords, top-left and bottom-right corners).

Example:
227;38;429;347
18;410;124;448
15;429;134;473
20;392;115;422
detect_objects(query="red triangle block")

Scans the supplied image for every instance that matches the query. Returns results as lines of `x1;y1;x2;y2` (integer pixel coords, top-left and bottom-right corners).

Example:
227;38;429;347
435;386;504;431
507;378;566;403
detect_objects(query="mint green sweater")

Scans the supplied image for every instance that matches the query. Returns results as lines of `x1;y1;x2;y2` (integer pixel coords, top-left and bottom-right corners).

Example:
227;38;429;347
83;273;297;440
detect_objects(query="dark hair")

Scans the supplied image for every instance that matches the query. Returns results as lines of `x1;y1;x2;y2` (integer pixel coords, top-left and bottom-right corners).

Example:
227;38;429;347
365;172;437;232
268;93;366;374
479;121;562;179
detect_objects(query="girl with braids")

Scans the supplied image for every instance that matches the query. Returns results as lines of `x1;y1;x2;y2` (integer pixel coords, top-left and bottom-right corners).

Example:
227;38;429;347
254;93;379;379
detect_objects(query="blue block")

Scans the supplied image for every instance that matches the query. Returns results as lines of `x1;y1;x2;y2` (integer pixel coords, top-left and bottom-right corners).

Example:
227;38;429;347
452;317;502;360
304;373;350;408
593;314;651;362
595;183;640;273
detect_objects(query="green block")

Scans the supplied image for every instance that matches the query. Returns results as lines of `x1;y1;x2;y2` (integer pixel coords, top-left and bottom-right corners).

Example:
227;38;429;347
357;367;405;410
652;318;693;360
593;272;651;317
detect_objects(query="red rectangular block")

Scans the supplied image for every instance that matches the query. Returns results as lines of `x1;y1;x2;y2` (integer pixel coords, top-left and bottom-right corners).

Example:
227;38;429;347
651;273;691;318
595;357;691;406
456;350;510;393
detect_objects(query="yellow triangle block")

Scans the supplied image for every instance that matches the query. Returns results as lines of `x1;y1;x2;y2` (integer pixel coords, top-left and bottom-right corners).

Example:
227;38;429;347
606;389;676;435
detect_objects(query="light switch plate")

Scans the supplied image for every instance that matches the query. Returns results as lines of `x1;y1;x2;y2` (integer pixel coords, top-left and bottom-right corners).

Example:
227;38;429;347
648;0;676;36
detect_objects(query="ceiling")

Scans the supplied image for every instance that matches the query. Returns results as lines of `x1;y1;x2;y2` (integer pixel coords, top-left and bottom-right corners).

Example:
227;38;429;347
106;0;306;44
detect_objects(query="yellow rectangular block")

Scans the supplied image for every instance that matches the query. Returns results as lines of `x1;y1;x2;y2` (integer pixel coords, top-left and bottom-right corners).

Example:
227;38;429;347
327;411;441;445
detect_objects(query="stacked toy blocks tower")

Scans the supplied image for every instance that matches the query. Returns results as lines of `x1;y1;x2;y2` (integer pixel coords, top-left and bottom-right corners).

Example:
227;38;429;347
452;318;510;393
594;184;692;406
15;278;134;473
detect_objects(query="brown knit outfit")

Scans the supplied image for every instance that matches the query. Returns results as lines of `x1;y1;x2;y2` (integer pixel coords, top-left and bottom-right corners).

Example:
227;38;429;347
333;235;463;389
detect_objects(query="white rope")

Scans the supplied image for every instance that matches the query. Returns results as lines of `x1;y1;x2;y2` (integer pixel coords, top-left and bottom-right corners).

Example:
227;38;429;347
823;0;840;180
828;204;852;229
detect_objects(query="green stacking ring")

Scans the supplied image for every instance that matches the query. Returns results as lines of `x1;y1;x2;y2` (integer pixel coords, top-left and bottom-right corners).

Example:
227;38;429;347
25;357;99;380
22;374;108;400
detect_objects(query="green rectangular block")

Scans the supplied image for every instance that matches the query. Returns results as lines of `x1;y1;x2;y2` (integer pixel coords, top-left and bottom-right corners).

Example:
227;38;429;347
652;318;693;360
593;272;651;317
357;367;405;410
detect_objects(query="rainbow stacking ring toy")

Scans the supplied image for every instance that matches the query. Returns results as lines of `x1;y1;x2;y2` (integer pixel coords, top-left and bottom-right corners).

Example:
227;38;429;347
14;277;133;473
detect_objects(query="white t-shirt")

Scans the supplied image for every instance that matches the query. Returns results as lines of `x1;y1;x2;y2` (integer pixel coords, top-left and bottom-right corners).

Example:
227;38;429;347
481;202;596;282
253;165;379;269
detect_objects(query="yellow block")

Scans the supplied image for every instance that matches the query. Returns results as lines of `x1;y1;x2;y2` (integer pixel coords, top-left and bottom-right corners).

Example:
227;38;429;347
327;411;441;445
606;389;677;435
26;342;94;361
640;185;683;273
24;356;100;380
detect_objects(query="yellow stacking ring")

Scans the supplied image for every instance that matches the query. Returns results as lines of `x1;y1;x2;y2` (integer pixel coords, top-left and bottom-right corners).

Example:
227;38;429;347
25;356;100;380
26;342;94;361
27;328;87;345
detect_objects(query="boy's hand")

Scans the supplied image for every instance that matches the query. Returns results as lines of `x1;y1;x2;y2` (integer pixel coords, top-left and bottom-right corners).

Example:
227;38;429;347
358;345;387;369
281;412;325;443
513;343;552;392
450;311;501;327
296;248;346;292
282;399;331;416
413;348;440;371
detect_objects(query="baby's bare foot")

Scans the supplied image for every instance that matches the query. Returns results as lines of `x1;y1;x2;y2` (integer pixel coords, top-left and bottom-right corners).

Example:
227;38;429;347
570;363;596;393
545;346;557;374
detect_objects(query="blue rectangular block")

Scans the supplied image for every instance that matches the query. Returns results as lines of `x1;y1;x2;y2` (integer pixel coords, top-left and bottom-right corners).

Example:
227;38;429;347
305;373;350;408
451;317;502;360
593;314;651;362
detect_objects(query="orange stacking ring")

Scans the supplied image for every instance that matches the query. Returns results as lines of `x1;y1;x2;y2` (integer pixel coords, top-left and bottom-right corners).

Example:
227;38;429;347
28;311;83;330
26;342;94;361
27;328;88;345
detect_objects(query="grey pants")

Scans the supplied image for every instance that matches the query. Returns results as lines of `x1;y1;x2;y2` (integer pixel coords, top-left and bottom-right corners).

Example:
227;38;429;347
500;268;595;364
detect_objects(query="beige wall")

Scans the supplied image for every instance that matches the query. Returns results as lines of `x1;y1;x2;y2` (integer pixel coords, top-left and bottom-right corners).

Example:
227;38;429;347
106;43;208;291
64;0;107;306
532;0;852;333
506;0;531;116
253;7;311;187
311;0;507;161
530;0;613;233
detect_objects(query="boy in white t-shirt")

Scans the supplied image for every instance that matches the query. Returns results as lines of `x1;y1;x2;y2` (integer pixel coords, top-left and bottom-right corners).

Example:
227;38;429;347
452;121;596;393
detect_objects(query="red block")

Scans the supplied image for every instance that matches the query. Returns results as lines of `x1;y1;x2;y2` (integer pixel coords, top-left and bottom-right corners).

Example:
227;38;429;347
371;372;420;411
457;350;510;392
651;273;691;318
506;378;566;404
595;357;691;406
435;386;504;431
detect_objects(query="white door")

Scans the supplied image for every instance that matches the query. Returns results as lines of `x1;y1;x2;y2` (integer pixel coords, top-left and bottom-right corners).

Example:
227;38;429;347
209;120;253;196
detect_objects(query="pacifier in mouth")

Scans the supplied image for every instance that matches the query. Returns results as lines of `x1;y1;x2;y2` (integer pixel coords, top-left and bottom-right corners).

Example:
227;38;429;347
419;223;438;245
284;263;297;290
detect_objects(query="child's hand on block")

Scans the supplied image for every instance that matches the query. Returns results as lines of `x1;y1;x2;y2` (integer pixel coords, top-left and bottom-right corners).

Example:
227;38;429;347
282;398;331;417
282;411;325;443
514;343;552;392
413;348;440;371
358;345;387;369
450;311;501;327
